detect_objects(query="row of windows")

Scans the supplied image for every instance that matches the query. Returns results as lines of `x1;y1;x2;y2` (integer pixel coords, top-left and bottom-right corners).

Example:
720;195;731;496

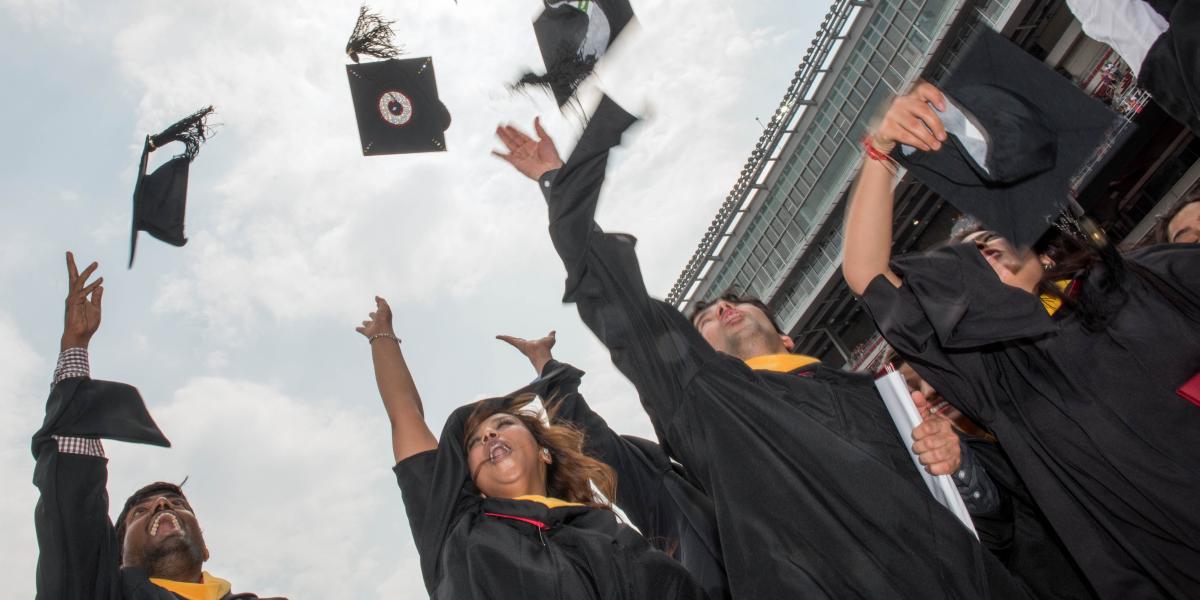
704;0;952;302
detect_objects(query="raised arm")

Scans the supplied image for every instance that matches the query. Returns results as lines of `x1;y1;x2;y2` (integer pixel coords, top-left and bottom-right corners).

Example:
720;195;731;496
494;99;715;442
357;297;437;463
843;82;947;294
35;252;167;600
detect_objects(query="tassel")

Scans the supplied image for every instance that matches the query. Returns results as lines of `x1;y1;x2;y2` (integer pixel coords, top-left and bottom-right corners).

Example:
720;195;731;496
149;106;215;161
345;4;404;63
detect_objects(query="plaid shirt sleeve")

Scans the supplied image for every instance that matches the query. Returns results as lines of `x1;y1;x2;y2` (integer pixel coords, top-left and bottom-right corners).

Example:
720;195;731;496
51;347;105;458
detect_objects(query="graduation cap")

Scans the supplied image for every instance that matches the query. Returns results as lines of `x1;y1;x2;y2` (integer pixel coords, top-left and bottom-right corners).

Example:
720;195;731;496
345;5;451;155
516;0;635;108
894;28;1122;248
129;106;214;268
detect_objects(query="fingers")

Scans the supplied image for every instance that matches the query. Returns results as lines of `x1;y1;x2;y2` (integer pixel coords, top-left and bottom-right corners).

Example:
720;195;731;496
75;262;99;293
66;251;78;284
90;286;103;311
355;326;367;335
504;124;534;147
533;117;549;141
491;149;517;165
913;81;947;111
911;101;947;144
917;446;956;466
362;320;372;328
79;277;104;297
494;125;517;151
495;334;523;348
912;390;930;418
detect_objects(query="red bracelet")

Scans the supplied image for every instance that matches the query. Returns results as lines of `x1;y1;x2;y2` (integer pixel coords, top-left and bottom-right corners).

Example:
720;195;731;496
862;135;894;162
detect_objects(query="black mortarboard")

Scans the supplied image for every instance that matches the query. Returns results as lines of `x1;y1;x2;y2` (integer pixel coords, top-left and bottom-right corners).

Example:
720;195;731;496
345;5;451;155
517;0;635;107
894;29;1122;248
129;106;214;268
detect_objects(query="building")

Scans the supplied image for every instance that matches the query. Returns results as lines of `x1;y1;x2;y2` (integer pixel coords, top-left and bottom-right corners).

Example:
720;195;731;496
668;0;1198;372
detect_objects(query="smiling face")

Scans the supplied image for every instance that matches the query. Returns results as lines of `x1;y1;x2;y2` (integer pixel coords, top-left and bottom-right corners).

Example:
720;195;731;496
1167;201;1200;244
120;491;208;578
692;299;793;360
465;412;551;499
962;230;1048;293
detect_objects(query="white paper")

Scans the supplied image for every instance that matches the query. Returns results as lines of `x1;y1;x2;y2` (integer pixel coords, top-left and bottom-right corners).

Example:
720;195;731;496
874;370;978;538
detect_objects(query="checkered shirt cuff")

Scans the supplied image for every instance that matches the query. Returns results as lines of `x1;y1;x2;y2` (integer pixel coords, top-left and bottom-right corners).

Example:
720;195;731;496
53;347;90;385
51;347;104;457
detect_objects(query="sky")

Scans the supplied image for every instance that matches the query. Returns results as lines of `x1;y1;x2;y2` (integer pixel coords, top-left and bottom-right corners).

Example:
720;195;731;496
0;0;828;596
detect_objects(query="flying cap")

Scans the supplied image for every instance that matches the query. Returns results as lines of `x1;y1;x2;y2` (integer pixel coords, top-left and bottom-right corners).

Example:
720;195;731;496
345;5;451;155
516;0;635;108
129;106;214;268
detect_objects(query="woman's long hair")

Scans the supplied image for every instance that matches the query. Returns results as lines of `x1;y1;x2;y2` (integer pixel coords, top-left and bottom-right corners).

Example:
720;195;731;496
463;394;617;509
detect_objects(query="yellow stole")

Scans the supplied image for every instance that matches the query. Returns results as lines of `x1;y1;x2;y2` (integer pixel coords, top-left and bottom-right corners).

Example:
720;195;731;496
744;353;821;373
149;571;232;600
515;494;585;509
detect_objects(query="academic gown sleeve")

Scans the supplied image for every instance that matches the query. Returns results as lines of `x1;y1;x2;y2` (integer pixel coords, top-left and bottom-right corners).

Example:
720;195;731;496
538;359;731;600
392;405;482;594
859;243;1058;425
1139;0;1200;134
543;96;724;450
31;377;170;600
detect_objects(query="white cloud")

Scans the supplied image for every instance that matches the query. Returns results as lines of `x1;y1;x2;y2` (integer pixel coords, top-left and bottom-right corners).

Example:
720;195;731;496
0;312;48;599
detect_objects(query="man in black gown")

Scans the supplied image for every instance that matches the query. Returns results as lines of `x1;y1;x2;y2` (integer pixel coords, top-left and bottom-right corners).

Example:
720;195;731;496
32;252;286;600
494;100;1035;598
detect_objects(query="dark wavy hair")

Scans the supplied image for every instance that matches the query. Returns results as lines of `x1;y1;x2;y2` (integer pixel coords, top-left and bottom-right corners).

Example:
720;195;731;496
463;394;617;509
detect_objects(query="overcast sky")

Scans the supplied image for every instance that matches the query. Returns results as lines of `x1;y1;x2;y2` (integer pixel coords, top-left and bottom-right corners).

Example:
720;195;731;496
1;0;826;596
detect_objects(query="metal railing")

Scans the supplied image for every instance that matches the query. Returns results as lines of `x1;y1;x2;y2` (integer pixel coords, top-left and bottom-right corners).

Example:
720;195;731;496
665;0;862;307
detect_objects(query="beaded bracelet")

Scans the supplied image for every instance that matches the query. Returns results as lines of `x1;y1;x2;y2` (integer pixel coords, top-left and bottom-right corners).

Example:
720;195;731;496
369;332;402;345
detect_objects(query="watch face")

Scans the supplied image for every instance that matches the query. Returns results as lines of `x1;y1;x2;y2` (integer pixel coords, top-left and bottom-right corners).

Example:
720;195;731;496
346;57;451;155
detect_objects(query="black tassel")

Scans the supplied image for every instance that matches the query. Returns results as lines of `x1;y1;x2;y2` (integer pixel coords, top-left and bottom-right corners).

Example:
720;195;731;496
345;4;404;63
512;53;598;106
149;106;215;161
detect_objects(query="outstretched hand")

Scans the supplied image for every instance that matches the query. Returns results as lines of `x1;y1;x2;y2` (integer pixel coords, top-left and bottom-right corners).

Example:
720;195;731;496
61;251;103;351
356;296;397;340
496;330;556;375
492;117;564;181
870;81;947;154
910;390;962;476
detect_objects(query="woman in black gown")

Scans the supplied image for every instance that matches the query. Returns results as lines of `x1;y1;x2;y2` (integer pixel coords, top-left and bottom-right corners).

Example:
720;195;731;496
843;82;1200;599
357;297;709;600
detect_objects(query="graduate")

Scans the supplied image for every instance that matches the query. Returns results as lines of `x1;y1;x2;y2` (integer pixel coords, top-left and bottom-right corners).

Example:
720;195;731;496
357;297;709;599
842;81;1200;598
496;331;731;600
1153;192;1200;244
493;99;1035;598
32;252;287;600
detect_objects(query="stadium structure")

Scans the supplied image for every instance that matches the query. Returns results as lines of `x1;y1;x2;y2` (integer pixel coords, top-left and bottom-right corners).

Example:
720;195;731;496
668;0;1199;372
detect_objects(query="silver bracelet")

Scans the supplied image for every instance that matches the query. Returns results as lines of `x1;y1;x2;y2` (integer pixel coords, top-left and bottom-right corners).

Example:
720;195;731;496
368;332;401;345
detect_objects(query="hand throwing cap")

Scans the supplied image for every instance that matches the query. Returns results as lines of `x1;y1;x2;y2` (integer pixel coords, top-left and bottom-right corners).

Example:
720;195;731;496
894;28;1122;247
517;0;635;108
129;106;214;268
345;5;451;155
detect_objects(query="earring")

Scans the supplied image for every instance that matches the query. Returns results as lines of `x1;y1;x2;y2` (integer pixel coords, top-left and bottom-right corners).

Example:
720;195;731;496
1042;262;1051;271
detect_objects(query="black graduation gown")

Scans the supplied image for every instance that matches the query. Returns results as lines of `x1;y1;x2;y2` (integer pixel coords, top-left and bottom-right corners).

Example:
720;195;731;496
537;359;731;600
861;242;1200;599
543;95;1034;599
1139;0;1200;135
32;377;281;600
964;437;1096;600
392;401;709;599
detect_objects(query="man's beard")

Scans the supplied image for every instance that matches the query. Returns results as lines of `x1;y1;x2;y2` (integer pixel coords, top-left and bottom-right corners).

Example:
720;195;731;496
129;535;205;579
